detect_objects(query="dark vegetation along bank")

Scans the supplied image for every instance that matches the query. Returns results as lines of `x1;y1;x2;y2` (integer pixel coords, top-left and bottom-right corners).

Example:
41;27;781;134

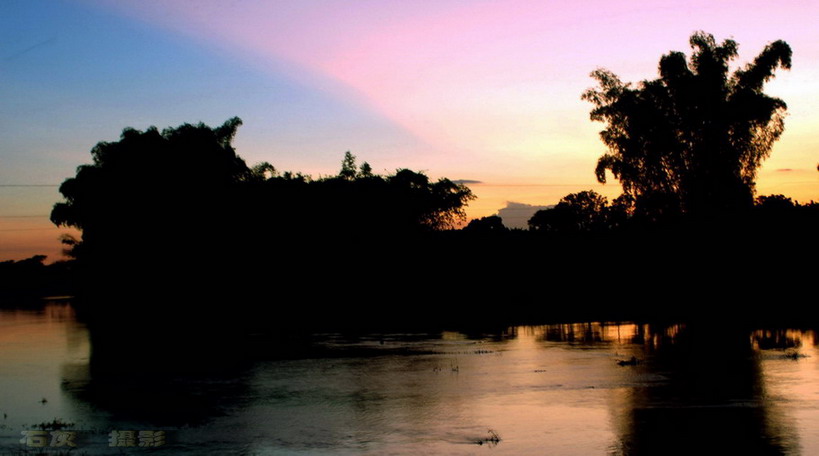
3;32;817;348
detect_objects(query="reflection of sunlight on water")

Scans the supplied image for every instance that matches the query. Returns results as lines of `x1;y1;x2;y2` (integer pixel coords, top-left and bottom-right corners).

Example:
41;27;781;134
755;329;819;454
3;306;819;455
0;302;91;440
239;325;628;455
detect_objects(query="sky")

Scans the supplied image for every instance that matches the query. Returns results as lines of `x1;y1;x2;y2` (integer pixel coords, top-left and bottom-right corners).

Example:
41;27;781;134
1;0;817;261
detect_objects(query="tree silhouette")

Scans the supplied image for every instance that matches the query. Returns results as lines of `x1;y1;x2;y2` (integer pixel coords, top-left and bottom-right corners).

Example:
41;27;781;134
0;255;75;300
307;156;474;235
48;117;480;333
51;118;475;271
755;194;794;212
385;168;475;230
528;190;609;233
50;118;250;262
359;161;373;178
584;31;791;218
51;117;251;260
463;215;507;233
339;151;358;180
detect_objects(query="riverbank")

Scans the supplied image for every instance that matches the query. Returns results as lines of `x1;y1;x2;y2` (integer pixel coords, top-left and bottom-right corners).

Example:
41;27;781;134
4;210;816;336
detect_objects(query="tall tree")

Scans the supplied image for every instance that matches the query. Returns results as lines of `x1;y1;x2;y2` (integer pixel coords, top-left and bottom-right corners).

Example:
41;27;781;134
51;117;251;259
339;151;358;180
584;32;791;218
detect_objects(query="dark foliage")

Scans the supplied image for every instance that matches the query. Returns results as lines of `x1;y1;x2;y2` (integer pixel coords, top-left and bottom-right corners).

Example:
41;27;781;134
528;190;610;233
463;215;508;234
585;31;792;219
51;128;473;260
0;256;75;300
48;119;476;337
22;29;812;340
51;117;251;262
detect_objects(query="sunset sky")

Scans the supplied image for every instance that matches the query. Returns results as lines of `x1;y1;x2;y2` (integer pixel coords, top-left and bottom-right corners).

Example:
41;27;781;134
2;0;817;261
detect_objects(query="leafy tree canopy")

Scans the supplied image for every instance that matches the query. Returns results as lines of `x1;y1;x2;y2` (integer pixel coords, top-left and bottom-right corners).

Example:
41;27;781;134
51;118;475;262
528;190;610;233
463;215;507;234
263;152;476;234
51;117;250;229
584;31;791;218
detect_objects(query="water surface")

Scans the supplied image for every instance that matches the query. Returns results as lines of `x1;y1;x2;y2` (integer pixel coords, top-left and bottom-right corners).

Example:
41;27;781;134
1;302;818;455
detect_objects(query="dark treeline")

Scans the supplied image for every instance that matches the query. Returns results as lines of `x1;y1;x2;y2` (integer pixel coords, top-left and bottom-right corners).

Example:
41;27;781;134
518;189;819;235
45;118;494;350
0;255;75;301
4;32;816;353
42;110;815;337
465;32;817;327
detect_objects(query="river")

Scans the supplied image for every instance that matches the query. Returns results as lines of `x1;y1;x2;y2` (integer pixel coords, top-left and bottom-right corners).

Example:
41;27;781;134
1;301;817;455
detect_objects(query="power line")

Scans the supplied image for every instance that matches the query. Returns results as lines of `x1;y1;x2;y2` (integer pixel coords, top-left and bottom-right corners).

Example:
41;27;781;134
0;185;59;187
0;228;65;232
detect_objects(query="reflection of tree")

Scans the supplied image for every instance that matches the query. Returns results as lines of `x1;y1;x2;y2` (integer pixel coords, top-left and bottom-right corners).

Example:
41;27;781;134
542;322;607;344
62;358;254;427
539;323;684;347
610;325;796;455
752;330;802;351
64;330;518;452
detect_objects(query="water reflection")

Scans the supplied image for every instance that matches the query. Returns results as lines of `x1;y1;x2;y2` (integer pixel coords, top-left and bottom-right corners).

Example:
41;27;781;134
753;329;805;350
608;324;798;455
539;322;685;347
3;304;819;454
